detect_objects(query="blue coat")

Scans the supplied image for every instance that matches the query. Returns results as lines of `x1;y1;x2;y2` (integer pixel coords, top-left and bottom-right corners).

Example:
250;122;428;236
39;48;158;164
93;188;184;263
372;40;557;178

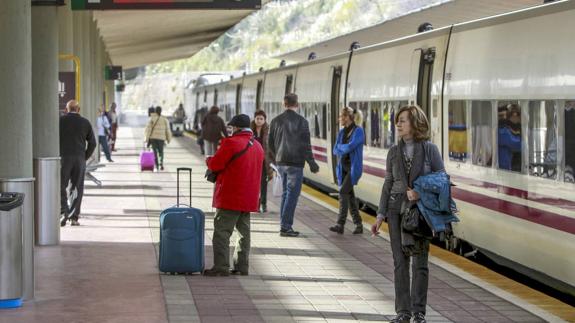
413;171;459;234
333;126;364;186
498;126;521;170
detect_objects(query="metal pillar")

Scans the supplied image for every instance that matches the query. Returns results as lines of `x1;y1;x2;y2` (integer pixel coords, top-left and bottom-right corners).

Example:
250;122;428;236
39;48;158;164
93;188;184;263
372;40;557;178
0;0;34;301
32;3;61;246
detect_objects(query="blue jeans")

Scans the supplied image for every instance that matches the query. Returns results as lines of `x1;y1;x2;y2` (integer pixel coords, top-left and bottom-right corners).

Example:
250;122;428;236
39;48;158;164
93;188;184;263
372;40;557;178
99;135;112;161
278;166;304;231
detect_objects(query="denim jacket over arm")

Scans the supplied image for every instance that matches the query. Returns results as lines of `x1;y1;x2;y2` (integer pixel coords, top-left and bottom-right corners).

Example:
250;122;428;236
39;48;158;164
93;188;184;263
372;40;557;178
413;171;459;234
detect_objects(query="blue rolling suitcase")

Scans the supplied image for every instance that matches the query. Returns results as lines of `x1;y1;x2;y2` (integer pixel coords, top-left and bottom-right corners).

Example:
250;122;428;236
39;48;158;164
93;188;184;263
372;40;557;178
159;167;205;274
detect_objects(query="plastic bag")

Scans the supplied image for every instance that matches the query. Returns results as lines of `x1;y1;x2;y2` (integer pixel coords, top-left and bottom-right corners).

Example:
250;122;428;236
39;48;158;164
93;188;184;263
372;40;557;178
271;164;282;197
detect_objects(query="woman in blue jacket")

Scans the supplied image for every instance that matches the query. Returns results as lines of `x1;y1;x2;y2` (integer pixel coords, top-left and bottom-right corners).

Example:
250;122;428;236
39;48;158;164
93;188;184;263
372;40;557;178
329;107;365;234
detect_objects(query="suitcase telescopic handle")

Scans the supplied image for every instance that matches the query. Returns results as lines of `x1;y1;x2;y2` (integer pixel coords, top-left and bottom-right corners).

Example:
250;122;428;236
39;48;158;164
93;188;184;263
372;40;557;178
177;167;192;206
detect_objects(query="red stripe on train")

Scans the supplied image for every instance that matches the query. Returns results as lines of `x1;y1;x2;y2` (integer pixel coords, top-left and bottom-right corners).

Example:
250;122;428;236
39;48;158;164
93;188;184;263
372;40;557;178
361;165;575;235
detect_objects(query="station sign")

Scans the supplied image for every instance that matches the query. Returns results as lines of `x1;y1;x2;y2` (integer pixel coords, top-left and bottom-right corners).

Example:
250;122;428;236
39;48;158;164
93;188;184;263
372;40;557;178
59;72;76;114
71;0;262;10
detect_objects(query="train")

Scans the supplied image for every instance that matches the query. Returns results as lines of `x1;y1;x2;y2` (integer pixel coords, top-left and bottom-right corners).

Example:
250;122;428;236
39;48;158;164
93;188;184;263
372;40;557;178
185;1;575;296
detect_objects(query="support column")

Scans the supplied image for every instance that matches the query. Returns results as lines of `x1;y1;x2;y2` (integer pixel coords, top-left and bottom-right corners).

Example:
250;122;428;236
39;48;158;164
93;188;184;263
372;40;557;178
0;0;35;301
32;4;61;246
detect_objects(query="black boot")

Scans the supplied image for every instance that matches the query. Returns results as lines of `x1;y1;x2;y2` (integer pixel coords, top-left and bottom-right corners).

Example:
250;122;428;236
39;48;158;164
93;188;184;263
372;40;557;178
329;224;344;234
336;192;350;226
413;313;426;323
389;313;411;323
349;196;363;234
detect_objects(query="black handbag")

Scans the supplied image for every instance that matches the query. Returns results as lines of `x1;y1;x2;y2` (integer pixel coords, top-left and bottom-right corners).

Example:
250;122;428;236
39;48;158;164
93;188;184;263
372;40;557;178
205;138;254;183
401;204;421;232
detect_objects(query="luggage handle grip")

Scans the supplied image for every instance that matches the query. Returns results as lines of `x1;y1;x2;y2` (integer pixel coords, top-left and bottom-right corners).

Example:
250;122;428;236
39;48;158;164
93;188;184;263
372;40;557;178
171;204;191;209
177;167;192;206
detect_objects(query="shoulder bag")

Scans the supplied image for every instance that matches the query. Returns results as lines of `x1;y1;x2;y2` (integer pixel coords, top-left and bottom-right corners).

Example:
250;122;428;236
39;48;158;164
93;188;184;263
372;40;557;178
205;137;254;183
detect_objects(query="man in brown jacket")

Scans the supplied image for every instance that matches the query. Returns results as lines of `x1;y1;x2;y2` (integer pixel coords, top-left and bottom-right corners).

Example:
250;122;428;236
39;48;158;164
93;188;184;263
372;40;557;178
201;106;227;156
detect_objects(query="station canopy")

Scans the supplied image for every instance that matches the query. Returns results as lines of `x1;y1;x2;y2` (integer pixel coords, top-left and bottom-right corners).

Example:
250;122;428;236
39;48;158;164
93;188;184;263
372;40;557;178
91;0;268;68
276;0;543;63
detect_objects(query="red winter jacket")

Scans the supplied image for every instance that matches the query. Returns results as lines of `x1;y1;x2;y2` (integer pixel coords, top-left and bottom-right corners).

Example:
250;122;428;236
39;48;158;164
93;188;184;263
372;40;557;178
207;130;264;212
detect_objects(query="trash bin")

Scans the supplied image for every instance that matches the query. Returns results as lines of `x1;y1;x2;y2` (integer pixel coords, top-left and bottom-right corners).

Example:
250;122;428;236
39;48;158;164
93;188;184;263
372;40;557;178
0;192;24;309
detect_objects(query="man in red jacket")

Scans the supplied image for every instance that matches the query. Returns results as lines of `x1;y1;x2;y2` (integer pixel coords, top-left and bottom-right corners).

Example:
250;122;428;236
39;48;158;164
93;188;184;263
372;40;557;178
204;114;264;276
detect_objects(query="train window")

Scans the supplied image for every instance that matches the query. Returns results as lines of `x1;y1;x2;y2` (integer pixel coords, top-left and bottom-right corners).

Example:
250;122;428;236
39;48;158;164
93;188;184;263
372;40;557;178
322;104;327;140
313;103;323;139
383;102;395;149
565;101;575;183
528;101;557;179
369;102;382;148
471;101;493;167
448;100;468;162
349;102;368;146
497;101;522;172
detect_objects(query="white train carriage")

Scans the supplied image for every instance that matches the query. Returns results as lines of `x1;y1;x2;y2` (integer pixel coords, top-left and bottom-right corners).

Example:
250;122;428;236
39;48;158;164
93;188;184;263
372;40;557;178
190;1;575;296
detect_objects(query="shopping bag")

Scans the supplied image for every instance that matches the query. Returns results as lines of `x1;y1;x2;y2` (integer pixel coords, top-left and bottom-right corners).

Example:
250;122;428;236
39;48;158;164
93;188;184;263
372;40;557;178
271;164;282;197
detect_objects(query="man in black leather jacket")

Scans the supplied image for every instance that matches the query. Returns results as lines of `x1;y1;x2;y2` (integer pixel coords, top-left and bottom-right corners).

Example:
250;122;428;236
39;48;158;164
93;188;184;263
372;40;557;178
268;93;319;237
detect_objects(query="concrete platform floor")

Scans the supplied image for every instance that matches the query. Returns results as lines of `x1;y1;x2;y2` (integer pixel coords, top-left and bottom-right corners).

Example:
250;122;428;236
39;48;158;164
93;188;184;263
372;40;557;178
0;127;571;323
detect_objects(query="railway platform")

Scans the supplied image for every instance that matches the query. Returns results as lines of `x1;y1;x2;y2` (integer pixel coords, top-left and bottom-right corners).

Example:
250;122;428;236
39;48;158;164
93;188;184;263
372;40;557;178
1;127;573;323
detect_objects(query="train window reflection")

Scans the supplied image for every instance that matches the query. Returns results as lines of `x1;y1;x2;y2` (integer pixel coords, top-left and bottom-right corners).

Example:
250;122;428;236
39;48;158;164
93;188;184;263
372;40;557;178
471;101;492;167
369;102;382;147
497;101;521;172
565;101;575;183
528;101;556;179
448;100;468;162
383;102;396;149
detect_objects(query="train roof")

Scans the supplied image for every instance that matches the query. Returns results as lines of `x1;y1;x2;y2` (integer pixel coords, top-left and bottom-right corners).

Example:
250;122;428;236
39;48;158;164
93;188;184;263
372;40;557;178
275;0;542;63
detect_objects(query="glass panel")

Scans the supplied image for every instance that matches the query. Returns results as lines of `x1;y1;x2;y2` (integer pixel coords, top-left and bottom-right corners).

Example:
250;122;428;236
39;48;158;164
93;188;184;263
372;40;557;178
358;102;369;146
313;103;323;139
383;102;395;149
471;101;493;167
528;101;557;179
322;104;327;140
448;100;468;162
497;101;522;172
369;102;382;147
565;100;575;183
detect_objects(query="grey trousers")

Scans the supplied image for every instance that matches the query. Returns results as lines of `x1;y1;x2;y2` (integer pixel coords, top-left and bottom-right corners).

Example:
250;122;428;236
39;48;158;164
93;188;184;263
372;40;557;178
387;193;430;315
336;169;362;226
212;209;251;272
204;140;218;156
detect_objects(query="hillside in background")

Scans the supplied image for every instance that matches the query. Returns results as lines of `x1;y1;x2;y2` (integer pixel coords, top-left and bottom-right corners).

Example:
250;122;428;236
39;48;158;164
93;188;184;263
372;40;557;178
147;0;447;74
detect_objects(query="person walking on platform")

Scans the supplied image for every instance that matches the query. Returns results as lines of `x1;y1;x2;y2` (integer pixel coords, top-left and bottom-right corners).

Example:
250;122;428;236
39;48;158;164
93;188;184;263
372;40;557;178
251;110;273;213
268;93;320;237
204;114;264;277
201;106;227;157
329;107;365;235
97;107;114;162
371;105;444;323
145;106;172;171
59;100;97;227
109;102;119;152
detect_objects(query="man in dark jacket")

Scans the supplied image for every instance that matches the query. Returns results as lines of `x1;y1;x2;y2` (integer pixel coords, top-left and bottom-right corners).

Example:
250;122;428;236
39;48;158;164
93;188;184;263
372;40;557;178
201;106;227;157
204;114;264;276
60;100;97;226
268;93;319;237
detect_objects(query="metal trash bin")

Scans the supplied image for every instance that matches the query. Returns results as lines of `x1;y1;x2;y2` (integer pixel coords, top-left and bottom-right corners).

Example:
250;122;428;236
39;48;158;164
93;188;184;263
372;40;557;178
0;192;24;309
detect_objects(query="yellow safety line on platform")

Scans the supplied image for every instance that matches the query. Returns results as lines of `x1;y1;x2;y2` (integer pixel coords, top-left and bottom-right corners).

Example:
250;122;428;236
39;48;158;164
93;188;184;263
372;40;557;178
301;185;575;322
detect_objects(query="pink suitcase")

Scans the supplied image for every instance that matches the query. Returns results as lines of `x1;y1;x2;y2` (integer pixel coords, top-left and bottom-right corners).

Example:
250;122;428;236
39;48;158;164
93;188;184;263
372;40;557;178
140;151;155;171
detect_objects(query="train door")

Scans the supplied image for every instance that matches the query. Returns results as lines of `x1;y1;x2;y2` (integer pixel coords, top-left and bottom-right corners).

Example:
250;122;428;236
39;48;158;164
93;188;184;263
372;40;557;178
328;67;342;184
285;75;293;95
235;84;242;115
256;80;263;111
411;47;439;145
